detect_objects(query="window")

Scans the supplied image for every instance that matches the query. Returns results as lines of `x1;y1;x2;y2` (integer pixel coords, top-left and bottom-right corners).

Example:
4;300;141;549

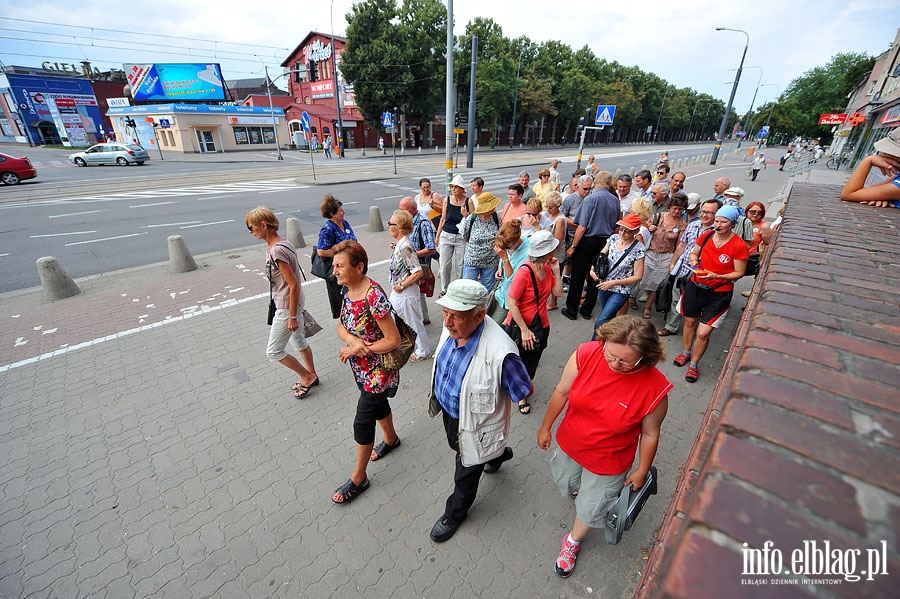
234;126;275;145
166;131;175;146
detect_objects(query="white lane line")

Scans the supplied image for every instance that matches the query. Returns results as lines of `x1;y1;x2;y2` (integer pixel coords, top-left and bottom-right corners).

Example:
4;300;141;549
0;253;10;257
65;232;149;246
30;230;97;238
130;201;176;208
48;209;106;219
179;219;235;229
373;195;401;201
259;190;288;194
343;201;359;205
0;257;392;373
141;221;202;228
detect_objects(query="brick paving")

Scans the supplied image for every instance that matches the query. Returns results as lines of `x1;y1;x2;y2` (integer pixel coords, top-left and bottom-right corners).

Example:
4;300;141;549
637;182;900;598
0;152;834;598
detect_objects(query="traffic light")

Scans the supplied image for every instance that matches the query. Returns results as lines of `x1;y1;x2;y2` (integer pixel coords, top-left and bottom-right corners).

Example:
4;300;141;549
578;107;592;133
454;111;460;127
308;61;318;82
125;117;136;128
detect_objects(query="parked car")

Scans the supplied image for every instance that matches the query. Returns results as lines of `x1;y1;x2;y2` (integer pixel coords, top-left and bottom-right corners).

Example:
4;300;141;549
0;153;38;185
68;143;150;167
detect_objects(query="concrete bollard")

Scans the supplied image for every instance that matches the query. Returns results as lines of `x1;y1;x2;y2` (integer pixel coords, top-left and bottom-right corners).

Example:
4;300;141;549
418;147;422;153
167;235;198;274
369;206;385;233
615;168;621;178
435;146;440;152
642;164;648;173
286;217;306;249
629;167;635;177
36;256;81;300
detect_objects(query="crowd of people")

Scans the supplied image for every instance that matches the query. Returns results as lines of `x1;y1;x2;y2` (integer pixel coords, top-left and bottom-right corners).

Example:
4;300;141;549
242;148;791;578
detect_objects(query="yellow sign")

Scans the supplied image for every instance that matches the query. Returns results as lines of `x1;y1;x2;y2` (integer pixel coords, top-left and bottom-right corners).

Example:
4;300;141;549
454;128;465;134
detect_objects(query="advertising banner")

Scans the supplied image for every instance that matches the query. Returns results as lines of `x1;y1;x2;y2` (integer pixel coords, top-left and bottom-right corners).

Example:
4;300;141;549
125;63;226;102
818;113;848;125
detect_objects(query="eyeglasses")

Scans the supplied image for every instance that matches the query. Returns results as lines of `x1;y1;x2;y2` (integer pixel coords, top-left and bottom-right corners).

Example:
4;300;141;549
699;210;716;216
747;210;763;215
581;186;593;191
387;222;397;227
603;345;642;370
441;309;475;322
246;224;253;231
527;212;542;217
657;171;666;175
540;174;549;178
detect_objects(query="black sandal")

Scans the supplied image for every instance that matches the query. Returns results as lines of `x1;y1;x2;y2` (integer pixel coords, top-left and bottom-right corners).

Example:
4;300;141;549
332;477;370;504
518;401;531;415
292;377;320;392
370;438;401;461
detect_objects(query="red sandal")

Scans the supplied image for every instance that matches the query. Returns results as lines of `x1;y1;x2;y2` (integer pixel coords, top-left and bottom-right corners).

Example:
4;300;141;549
685;365;699;383
673;353;690;367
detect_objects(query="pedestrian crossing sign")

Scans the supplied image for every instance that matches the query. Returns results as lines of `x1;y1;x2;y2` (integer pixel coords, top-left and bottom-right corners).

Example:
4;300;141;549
382;112;393;127
595;105;616;126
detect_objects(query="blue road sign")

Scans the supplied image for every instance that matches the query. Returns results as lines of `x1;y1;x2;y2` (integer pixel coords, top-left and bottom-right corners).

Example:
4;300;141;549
159;118;170;129
758;125;770;138
382;112;393;127
595;105;616;126
300;111;311;133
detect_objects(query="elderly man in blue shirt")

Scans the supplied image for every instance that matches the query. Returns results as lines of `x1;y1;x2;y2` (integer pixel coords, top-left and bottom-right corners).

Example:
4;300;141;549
427;279;533;543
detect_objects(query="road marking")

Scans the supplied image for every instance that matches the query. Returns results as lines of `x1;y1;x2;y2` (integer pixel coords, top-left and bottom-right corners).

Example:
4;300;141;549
129;201;176;208
195;195;236;201
48;209;106;219
65;232;149;246
30;230;97;238
180;219;235;229
343;201;359;205
141;221;202;228
0;253;10;257
372;195;401;201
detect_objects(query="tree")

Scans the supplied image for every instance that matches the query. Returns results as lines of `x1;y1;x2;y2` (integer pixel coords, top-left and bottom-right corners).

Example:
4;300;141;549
781;52;874;139
340;0;446;127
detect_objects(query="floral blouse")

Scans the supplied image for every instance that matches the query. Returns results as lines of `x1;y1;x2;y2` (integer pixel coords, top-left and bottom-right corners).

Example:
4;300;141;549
390;236;422;287
603;234;646;295
461;214;501;268
340;280;399;394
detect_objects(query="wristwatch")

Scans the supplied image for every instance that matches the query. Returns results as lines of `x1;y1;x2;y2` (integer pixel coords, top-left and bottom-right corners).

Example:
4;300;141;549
289;315;297;320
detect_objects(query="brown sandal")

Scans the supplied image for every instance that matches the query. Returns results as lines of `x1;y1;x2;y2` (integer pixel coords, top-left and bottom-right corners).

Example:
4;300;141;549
657;328;675;336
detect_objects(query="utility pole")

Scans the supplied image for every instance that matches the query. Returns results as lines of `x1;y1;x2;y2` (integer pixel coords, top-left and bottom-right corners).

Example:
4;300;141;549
466;35;477;168
444;0;455;193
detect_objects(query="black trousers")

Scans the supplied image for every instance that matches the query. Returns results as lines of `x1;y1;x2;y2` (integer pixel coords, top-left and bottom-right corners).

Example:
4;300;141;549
441;409;508;521
325;277;343;319
564;235;608;317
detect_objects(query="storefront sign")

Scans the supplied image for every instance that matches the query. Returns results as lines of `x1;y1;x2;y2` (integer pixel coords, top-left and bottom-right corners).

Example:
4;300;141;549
42;60;102;78
303;40;333;63
107;97;131;107
818;113;848;125
228;116;277;125
880;106;900;125
310;80;335;99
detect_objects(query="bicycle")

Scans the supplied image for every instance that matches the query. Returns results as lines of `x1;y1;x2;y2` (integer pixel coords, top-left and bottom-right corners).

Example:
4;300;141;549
826;153;851;170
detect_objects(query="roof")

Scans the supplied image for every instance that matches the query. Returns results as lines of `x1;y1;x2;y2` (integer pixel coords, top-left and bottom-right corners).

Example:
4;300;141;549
280;31;347;68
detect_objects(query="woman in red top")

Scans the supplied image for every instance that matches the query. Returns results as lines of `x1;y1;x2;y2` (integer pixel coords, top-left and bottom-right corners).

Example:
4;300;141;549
504;230;564;413
538;315;671;578
673;205;748;383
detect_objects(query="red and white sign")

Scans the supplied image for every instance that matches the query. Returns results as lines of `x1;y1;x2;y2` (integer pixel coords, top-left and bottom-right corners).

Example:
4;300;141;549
818;113;848;125
848;113;866;126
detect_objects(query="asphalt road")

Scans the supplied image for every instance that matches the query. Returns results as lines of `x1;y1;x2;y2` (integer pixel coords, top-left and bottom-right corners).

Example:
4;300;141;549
0;142;730;292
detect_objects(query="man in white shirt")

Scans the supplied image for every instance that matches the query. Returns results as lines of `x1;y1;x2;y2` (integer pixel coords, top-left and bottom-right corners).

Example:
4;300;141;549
616;174;639;216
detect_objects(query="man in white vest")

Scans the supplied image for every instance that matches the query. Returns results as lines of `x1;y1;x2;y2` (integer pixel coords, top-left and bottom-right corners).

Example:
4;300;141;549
428;279;534;543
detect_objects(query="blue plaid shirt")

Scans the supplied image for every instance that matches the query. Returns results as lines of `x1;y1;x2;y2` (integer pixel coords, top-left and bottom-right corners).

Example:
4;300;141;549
410;212;437;266
434;320;532;419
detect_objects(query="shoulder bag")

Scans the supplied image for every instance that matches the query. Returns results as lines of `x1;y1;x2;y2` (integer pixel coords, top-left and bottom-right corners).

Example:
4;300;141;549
502;264;547;349
593;240;638;281
414;220;437;297
362;286;418;372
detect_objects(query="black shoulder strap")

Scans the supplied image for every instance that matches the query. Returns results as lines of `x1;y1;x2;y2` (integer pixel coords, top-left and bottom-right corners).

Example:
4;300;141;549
607;240;638;275
523;262;541;306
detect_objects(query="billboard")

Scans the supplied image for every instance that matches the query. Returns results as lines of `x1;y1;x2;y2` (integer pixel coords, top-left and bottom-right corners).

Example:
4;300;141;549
125;63;226;102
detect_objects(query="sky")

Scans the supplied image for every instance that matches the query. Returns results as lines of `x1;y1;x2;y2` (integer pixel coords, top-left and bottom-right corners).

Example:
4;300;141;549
1;0;897;116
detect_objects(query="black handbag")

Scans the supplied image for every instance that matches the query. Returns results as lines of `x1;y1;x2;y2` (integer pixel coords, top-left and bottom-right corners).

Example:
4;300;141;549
745;253;760;277
503;264;547;349
593;240;638;281
311;252;336;282
604;465;658;545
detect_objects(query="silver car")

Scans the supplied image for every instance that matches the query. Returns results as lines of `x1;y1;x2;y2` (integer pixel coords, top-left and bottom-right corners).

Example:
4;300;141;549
68;143;150;167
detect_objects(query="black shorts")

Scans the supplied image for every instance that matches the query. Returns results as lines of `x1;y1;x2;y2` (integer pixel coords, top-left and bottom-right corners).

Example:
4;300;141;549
679;280;733;328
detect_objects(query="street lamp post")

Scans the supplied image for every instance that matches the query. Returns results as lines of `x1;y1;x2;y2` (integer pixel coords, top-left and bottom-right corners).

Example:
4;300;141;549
330;0;345;158
261;63;283;160
738;66;762;147
711;27;749;165
509;51;522;148
687;98;709;142
655;87;672;143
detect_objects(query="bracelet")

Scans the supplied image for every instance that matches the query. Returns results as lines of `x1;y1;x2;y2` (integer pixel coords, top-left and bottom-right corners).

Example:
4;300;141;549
289;315;297;320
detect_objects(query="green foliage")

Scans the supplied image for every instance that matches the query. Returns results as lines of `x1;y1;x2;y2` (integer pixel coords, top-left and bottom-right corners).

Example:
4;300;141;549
340;0;446;126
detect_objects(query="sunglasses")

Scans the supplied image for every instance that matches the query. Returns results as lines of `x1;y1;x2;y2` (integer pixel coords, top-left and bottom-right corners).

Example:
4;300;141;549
247;224;253;231
527;212;542;217
657;171;666;175
581;186;593;191
747;210;763;215
387;222;397;226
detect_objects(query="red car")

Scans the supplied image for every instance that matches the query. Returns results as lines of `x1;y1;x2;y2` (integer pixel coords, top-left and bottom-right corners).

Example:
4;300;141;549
0;152;38;185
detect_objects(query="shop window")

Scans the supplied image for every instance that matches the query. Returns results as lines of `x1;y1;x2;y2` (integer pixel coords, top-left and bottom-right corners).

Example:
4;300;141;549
160;132;169;147
167;131;175;146
234;127;249;144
